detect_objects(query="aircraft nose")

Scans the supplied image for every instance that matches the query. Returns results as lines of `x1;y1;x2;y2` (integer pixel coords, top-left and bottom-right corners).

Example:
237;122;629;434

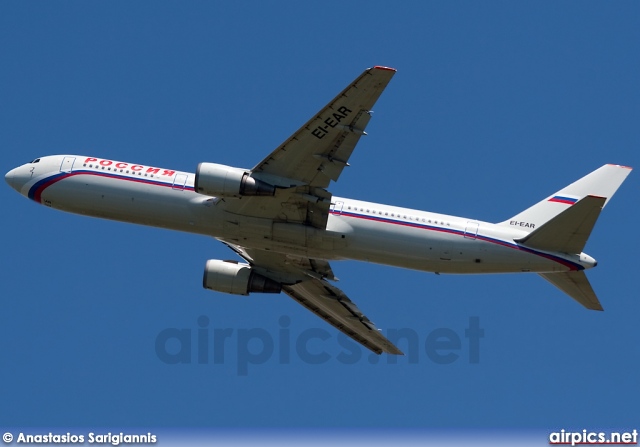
5;168;17;190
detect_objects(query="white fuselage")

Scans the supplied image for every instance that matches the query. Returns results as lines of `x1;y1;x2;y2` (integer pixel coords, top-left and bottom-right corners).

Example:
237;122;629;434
6;155;593;275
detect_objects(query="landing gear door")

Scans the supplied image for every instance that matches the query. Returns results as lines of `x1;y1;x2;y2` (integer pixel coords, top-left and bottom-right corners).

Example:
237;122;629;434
60;157;76;173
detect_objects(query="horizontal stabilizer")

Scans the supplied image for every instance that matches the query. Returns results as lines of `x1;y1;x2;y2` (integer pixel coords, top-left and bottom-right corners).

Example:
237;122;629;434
539;271;603;310
516;195;605;254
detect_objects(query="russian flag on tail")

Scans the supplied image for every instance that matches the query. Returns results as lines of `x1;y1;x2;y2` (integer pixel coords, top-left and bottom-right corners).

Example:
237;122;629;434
548;195;578;205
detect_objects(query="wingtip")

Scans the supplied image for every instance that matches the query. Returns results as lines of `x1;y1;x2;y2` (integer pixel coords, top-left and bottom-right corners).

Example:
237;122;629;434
372;65;397;72
607;163;633;170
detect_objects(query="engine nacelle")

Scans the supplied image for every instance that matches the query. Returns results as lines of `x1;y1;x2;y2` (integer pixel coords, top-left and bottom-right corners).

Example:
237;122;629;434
194;163;275;198
202;259;282;295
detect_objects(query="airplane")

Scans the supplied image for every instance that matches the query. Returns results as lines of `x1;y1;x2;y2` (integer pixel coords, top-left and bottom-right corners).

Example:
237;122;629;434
5;66;632;356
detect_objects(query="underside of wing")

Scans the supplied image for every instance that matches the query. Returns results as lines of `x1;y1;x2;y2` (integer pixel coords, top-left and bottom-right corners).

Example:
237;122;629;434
283;279;404;355
218;66;395;229
223;242;337;283
224;243;403;355
252;66;396;189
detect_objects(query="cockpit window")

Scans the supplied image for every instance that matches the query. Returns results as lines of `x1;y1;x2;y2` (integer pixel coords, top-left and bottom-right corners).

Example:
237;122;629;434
29;158;41;163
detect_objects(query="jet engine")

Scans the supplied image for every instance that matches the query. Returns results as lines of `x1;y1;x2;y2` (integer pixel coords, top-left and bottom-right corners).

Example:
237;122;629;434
202;259;282;295
194;163;275;198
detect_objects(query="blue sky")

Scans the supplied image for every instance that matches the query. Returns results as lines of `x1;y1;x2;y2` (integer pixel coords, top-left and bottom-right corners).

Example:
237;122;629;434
1;1;638;432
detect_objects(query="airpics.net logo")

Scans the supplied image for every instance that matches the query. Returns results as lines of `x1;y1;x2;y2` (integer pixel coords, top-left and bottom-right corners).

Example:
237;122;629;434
549;429;638;446
154;316;484;375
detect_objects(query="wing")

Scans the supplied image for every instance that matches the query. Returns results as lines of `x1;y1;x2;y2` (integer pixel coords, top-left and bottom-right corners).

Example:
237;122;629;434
225;243;403;355
252;66;396;188
220;66;396;229
283;278;403;355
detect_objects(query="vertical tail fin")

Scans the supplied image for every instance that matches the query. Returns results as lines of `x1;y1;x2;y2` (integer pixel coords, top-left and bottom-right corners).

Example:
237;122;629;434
499;164;632;234
508;164;632;311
